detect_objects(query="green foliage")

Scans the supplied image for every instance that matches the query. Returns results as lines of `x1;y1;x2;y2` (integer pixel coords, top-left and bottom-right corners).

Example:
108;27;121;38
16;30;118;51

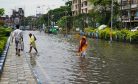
88;0;120;27
0;27;12;36
0;8;4;16
73;13;89;31
0;37;7;54
89;0;111;6
0;27;11;54
0;20;4;26
98;28;110;40
0;8;5;26
84;27;96;32
85;27;138;43
57;16;66;28
130;31;138;43
42;0;72;27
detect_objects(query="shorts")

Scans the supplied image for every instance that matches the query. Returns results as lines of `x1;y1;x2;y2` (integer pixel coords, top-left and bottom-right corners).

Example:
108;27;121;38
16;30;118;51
15;40;21;49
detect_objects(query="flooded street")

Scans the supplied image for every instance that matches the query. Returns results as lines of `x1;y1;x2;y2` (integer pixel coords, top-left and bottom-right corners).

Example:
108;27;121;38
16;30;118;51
23;31;138;84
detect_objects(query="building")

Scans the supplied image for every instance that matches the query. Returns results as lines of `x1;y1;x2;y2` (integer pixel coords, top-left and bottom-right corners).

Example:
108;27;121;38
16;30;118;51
0;15;13;27
119;0;138;27
72;0;81;16
11;8;24;26
0;16;5;26
72;0;93;16
81;0;93;14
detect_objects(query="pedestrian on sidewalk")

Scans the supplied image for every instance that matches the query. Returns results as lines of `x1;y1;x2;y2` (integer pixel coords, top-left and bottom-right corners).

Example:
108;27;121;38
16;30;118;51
78;36;88;58
29;33;38;53
13;24;23;56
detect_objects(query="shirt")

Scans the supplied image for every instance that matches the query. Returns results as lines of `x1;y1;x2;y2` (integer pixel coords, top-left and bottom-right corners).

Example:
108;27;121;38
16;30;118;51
29;35;35;44
13;29;23;41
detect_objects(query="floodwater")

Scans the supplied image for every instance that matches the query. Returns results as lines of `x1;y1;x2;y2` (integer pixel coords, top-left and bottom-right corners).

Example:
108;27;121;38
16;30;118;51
23;31;138;84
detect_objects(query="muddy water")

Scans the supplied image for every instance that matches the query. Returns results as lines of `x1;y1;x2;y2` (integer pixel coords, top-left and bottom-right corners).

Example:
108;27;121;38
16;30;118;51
23;31;138;84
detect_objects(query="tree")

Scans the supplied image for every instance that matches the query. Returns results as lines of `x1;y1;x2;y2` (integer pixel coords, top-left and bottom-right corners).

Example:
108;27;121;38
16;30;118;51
57;16;73;33
88;0;120;27
0;8;4;16
42;1;72;26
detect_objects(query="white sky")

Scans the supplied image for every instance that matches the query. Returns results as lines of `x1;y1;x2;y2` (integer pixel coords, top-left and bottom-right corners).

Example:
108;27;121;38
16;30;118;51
0;0;65;16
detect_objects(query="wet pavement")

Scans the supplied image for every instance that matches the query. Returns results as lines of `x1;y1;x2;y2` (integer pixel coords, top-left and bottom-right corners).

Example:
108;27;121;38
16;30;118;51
0;39;37;84
23;31;138;84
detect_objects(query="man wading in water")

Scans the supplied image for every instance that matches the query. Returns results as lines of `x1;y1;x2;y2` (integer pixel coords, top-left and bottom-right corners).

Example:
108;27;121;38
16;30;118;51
29;33;38;53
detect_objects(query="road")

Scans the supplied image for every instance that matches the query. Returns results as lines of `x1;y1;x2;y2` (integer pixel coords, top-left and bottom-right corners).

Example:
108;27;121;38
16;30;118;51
23;31;138;84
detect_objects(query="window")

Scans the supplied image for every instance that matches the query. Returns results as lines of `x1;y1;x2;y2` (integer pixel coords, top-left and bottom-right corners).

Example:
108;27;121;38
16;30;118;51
73;0;77;4
85;8;87;13
75;5;77;9
84;1;87;6
131;0;137;4
135;11;138;17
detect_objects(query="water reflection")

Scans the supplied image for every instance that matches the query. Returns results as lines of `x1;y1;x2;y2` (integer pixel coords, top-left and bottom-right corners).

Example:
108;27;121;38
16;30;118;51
29;53;37;67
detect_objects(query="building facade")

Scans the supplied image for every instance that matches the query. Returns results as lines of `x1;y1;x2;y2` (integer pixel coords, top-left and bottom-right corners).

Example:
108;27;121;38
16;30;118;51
11;8;24;26
119;0;138;27
72;0;138;28
72;0;93;16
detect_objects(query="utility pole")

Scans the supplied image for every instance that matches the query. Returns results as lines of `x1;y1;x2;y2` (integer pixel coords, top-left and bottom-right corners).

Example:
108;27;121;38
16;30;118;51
110;0;113;42
128;0;131;29
64;0;69;36
66;11;68;36
47;7;50;31
121;0;123;28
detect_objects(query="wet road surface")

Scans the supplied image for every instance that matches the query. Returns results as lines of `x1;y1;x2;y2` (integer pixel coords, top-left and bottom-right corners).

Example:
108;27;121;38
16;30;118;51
23;31;138;84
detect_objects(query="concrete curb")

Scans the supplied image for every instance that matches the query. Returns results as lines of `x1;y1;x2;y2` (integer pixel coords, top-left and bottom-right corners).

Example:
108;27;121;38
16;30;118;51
0;36;11;75
23;50;42;84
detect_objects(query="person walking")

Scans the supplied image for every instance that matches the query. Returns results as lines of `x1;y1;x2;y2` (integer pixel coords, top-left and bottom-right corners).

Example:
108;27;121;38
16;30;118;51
13;25;23;56
29;33;38;53
78;36;88;58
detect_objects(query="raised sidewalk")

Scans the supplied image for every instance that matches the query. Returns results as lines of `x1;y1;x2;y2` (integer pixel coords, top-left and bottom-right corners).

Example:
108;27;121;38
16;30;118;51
0;42;37;84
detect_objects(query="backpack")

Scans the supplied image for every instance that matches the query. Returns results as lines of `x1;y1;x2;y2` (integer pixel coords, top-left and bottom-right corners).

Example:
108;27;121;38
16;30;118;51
33;35;37;41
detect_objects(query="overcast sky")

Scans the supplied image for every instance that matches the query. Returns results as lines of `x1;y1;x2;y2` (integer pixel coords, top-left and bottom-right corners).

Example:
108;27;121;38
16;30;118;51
0;0;65;16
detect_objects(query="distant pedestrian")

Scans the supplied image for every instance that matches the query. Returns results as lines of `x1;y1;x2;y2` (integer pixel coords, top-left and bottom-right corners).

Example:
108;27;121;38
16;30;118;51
78;36;88;58
13;25;23;56
29;33;38;53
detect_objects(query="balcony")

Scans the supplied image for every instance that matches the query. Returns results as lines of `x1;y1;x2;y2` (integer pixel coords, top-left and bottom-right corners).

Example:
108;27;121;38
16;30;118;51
134;17;138;21
122;4;138;10
122;16;138;22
